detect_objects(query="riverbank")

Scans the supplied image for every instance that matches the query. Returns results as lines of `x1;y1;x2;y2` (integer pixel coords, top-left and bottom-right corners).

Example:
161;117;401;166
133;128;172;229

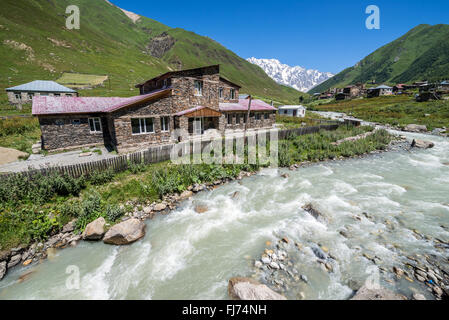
0;130;447;299
0;126;402;284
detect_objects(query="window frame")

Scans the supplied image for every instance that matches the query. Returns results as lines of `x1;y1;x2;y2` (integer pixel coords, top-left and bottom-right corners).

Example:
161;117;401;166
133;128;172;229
160;116;170;132
88;117;102;133
227;113;232;125
236;114;241;124
14;92;21;100
230;88;235;100
219;87;223;99
255;113;261;121
264;113;269;120
131;118;154;135
194;80;203;96
72;119;81;125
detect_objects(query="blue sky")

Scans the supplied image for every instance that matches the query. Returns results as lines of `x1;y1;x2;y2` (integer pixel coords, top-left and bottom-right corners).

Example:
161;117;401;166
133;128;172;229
113;0;449;74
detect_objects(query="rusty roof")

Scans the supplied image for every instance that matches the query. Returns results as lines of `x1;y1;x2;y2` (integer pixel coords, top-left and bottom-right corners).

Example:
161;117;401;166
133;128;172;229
32;88;171;115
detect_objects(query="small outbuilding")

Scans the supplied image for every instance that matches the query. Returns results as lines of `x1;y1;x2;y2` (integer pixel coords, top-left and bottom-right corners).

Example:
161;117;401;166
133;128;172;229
367;85;393;98
6;80;78;107
277;105;306;118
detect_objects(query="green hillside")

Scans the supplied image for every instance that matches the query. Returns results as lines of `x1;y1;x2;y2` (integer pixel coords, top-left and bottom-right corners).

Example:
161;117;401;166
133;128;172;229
0;0;304;106
310;24;449;94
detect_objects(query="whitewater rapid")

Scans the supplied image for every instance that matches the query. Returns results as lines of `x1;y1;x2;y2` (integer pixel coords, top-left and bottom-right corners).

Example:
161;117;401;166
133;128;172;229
0;131;448;300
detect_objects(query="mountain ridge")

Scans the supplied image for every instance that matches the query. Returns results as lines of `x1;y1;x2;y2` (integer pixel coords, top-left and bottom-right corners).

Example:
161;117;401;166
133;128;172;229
0;0;305;105
309;24;449;94
247;57;334;93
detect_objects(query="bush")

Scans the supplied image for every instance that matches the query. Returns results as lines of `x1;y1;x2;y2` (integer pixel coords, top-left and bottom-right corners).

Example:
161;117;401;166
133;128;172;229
88;169;115;185
105;204;125;222
75;191;103;231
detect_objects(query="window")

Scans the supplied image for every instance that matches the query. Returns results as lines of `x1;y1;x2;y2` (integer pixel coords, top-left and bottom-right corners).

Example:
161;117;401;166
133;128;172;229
227;114;233;125
163;79;168;88
88;117;102;133
72;119;81;125
236;114;241;124
255;113;261;120
161;116;170;132
264;113;269;120
219;88;223;99
14;93;21;100
66;94;72;97
243;114;247;124
194;80;203;96
28;93;34;100
54;93;60;97
55;119;64;126
230;88;235;100
131;118;154;135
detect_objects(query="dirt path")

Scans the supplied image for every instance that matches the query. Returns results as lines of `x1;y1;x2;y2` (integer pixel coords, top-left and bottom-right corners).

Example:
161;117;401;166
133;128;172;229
0;147;28;165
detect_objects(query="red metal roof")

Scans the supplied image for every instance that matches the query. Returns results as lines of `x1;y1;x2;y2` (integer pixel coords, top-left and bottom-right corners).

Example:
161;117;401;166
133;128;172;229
32;89;171;115
219;99;276;112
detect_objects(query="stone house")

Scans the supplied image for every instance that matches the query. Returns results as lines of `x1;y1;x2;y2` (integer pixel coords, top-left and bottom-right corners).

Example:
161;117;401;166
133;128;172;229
367;85;393;98
6;80;78;108
32;65;276;153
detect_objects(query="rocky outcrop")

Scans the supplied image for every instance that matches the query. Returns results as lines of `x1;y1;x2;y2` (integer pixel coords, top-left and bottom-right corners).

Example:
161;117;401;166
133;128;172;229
0;261;6;280
103;218;146;245
351;284;406;300
147;32;176;58
411;139;434;149
404;124;427;133
82;217;106;240
228;277;287;300
302;203;327;223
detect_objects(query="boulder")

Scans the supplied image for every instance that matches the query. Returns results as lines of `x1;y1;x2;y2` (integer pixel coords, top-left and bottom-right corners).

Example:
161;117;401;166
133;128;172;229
0;250;10;262
62;220;76;233
194;205;209;214
405;124;427;133
7;254;21;269
179;190;193;200
411;139;434;149
82;217;106;240
351;284;406;300
153;203;167;212
0;261;6;280
302;203;327;223
103;218;146;245
228;277;287;300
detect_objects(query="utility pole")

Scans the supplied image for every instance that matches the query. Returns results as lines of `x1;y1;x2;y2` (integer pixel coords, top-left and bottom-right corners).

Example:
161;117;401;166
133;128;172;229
245;95;252;132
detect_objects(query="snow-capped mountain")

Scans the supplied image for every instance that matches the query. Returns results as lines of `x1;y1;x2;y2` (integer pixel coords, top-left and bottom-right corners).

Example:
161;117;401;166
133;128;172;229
247;57;334;93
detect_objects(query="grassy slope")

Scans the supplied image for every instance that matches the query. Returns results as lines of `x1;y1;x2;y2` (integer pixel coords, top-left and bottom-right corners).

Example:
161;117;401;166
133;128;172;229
0;0;304;107
310;95;449;130
310;24;449;94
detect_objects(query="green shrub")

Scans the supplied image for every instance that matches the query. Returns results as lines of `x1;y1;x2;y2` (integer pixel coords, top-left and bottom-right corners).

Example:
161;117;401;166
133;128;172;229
88;169;115;185
76;191;103;231
105;204;125;222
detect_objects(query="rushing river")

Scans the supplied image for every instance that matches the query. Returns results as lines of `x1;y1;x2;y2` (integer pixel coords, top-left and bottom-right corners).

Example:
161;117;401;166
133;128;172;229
0;131;448;300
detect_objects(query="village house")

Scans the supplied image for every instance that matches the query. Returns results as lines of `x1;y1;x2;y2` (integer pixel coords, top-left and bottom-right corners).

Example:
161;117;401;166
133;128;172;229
367;85;393;98
32;65;277;153
277;105;306;118
6;80;78;108
439;80;449;92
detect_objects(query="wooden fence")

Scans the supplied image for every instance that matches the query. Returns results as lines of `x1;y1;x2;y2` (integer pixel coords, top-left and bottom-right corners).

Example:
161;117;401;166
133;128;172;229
0;123;341;180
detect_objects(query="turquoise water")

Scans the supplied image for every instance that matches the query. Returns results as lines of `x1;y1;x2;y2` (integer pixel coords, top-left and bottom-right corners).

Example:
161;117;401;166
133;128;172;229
0;131;448;300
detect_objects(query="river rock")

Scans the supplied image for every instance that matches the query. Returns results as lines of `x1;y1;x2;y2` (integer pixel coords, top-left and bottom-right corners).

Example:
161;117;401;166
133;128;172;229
412;293;426;300
0;250;10;262
194;205;209;214
351;284;406;300
411;139;434;149
312;246;328;260
62;220;76;233
7;254;22;269
82;217;106;240
228;277;287;300
180;190;193;200
405;124;427;133
0;261;6;280
103;218;146;245
302;203;327;223
153;203;167;211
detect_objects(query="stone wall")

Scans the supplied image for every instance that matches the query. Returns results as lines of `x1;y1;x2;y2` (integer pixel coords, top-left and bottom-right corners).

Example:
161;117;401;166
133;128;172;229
111;95;176;153
223;111;276;130
39;114;106;151
7;91;77;105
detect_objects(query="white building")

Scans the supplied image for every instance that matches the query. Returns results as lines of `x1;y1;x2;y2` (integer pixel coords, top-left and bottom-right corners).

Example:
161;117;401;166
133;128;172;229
278;105;306;118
